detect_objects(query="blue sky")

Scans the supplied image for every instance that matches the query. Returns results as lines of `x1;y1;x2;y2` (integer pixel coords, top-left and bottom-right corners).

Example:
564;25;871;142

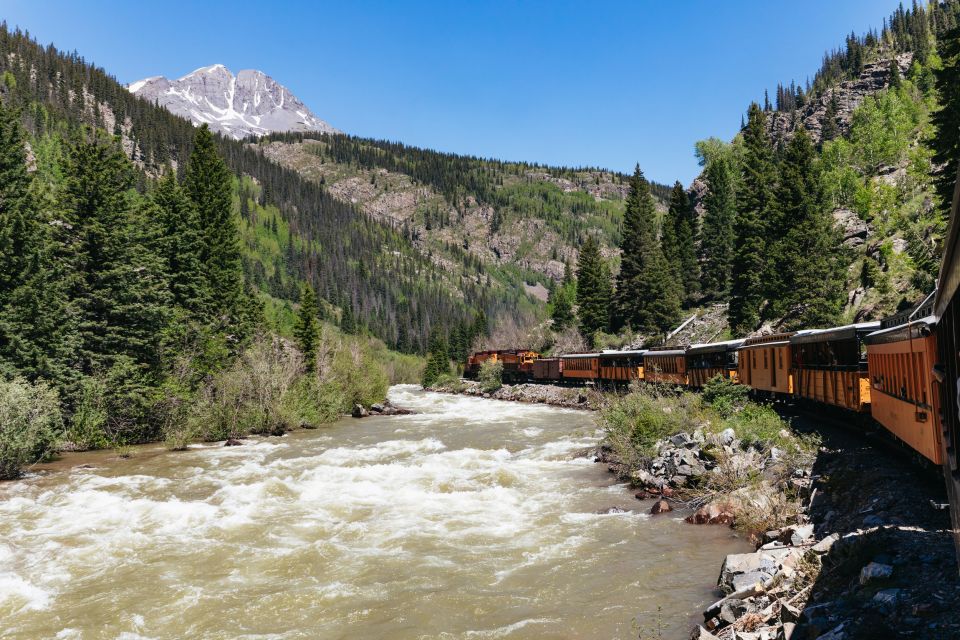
4;0;902;185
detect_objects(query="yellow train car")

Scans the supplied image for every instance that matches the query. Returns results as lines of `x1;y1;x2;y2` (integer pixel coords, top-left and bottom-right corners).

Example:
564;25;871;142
686;339;745;388
560;353;600;382
865;314;942;464
643;347;687;386
465;349;539;381
737;333;798;398
598;350;647;385
790;322;879;413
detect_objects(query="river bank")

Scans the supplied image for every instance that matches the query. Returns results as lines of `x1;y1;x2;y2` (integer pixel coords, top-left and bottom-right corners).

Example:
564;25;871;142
429;378;607;410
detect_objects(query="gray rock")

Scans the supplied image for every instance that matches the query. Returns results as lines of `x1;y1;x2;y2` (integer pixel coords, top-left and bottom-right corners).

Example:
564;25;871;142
812;533;840;554
872;588;901;611
859;561;893;585
719;428;736;446
719;552;778;592
788;524;815;546
719;598;750;624
670;432;693;448
351;404;368;418
732;570;770;592
814;623;847;640
690;627;720;640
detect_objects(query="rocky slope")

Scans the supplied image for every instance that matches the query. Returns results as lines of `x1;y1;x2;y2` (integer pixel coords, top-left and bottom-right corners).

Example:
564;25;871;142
128;65;339;139
255;137;653;286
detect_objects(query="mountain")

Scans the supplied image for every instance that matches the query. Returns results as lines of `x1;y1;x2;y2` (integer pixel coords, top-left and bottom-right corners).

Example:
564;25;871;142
128;64;339;139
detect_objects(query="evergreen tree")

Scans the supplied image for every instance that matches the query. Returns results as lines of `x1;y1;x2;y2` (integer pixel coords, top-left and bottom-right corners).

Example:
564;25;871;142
575;235;611;344
295;284;320;373
773;129;846;328
549;282;575;331
729;103;778;335
58;128;172;375
889;59;903;89
661;183;682;294
666;181;699;303
0;101;75;385
184;124;244;326
151;170;205;313
821;92;839;142
421;329;450;387
700;156;737;299
614;166;680;334
933;24;960;219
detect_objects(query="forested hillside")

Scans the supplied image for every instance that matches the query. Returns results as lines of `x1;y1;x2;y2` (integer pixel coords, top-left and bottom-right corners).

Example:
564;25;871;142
253;132;670;301
0;23;495;355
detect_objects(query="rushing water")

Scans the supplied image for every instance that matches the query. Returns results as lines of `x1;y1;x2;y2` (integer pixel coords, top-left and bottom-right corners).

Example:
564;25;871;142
0;385;750;639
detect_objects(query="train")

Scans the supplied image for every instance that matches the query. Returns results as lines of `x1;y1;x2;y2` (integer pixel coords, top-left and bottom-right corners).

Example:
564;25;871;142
463;311;955;556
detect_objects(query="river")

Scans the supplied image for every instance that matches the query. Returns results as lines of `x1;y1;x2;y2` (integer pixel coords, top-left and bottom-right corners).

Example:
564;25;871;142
0;385;750;639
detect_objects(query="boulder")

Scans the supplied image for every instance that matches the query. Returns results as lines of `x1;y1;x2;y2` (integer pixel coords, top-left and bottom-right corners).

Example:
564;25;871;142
872;588;901;612
718;552;778;592
224;438;243;447
859;561;893;585
650;498;673;515
788;524;815;546
686;501;736;525
351;404;369;418
812;533;841;555
369;403;385;413
719;428;737;446
690;626;720;640
719;598;750;624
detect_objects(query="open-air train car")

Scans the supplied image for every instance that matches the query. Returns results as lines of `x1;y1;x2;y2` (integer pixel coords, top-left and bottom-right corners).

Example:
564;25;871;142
598;350;647;385
864;306;941;464
737;333;797;398
643;346;687;386
686;339;744;388
791;323;879;413
933;166;960;568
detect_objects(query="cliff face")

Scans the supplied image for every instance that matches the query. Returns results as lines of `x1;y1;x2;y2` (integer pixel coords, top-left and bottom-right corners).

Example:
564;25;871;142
765;53;913;146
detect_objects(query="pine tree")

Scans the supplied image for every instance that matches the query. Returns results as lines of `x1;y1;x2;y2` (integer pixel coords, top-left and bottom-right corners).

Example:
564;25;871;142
184;124;243;326
888;59;903;89
699;156;737;299
773;129;845;328
821;92;839;142
0;101;76;385
421;329;450;387
549;282;575;331
575;235;611;344
151;170;206;313
661;183;682;294
614;166;680;334
666;181;699;303
933;24;960;219
58;128;172;375
295;284;320;373
729;103;778;335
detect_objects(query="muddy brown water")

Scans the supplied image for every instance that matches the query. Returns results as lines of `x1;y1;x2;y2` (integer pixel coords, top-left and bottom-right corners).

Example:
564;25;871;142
0;385;750;639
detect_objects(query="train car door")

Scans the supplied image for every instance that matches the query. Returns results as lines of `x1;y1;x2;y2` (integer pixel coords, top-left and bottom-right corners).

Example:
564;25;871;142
770;347;777;387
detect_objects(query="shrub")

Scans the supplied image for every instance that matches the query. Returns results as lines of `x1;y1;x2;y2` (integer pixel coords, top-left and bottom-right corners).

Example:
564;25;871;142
0;378;62;479
702;374;749;417
331;341;389;410
477;359;503;393
66;375;111;450
282;376;344;427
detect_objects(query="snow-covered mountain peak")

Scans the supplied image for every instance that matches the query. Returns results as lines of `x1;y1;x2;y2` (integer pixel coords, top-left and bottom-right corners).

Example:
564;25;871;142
127;65;339;140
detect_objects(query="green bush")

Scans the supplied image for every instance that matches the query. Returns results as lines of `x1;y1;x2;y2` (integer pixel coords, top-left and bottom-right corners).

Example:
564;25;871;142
725;403;792;449
282;376;344;427
702;375;749;417
0;378;62;479
478;360;503;393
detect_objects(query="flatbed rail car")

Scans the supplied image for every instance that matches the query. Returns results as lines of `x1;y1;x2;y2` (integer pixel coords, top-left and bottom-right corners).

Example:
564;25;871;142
933;166;960;569
864;314;942;463
737;332;798;398
686;339;744;388
464;349;539;382
791;323;879;413
643;346;687;386
598;350;647;385
559;353;600;382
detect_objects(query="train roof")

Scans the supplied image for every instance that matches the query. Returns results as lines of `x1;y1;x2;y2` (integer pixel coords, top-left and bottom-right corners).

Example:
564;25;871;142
598;349;648;357
740;332;798;348
644;348;686;357
687;339;745;355
789;322;881;345
863;315;936;345
558;352;601;359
